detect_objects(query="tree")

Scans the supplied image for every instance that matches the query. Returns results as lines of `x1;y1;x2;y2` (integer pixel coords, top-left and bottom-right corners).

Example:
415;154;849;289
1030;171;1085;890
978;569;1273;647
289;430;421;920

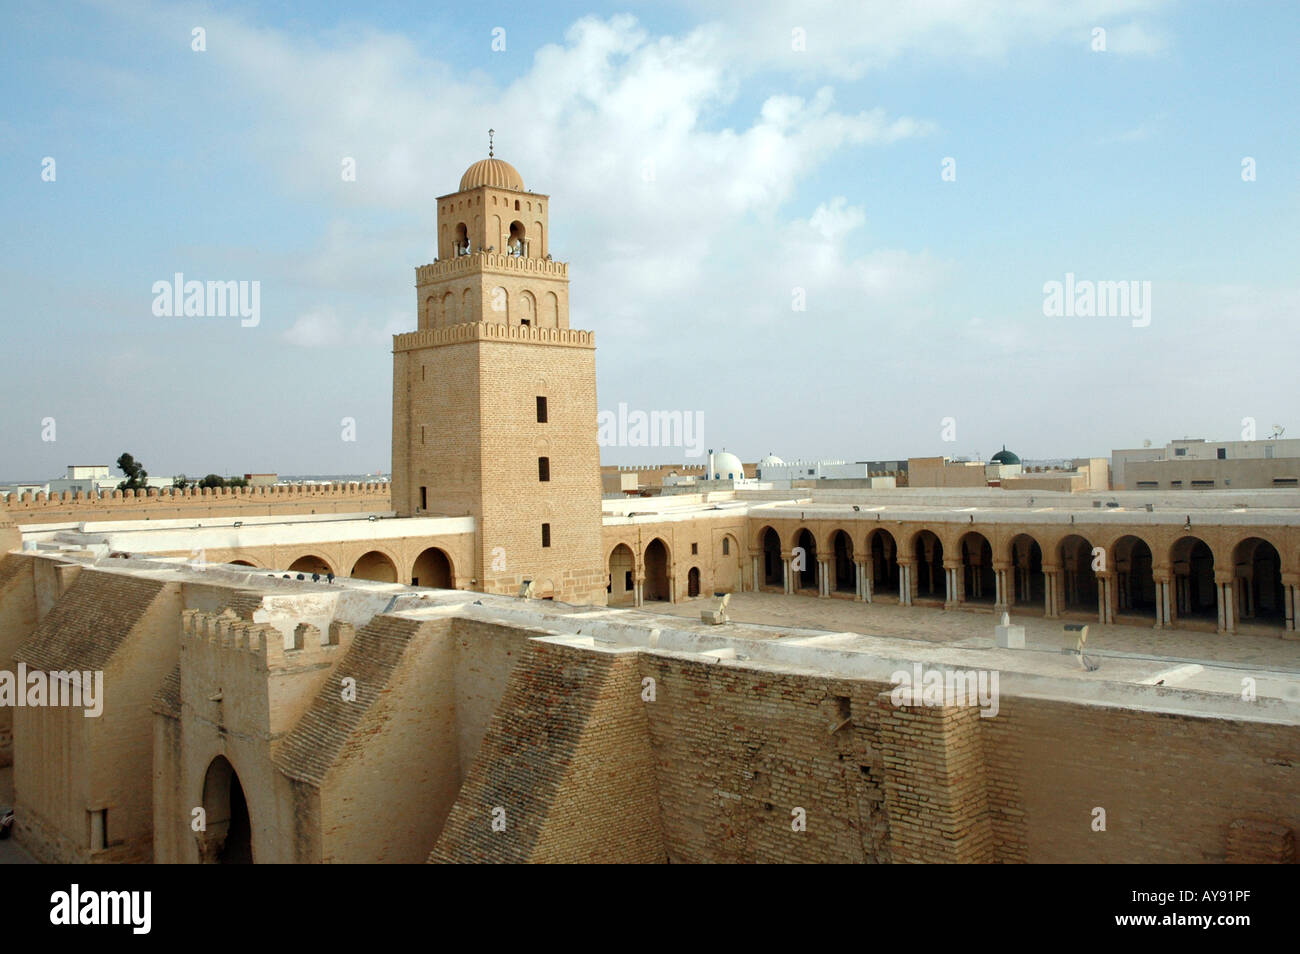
116;453;148;491
198;474;225;489
173;474;190;490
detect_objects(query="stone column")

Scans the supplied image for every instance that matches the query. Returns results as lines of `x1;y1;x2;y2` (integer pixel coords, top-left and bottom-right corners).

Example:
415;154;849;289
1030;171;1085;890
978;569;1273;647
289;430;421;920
1042;565;1061;618
781;552;793;595
1242;572;1254;619
898;560;914;606
1216;572;1234;634
1283;575;1298;632
942;563;958;609
751;555;760;592
1096;572;1115;624
1152;569;1171;628
992;561;1010;614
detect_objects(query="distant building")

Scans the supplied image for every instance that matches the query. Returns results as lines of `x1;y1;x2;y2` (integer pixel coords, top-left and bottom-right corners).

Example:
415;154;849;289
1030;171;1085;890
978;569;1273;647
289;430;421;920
1113;438;1300;490
48;464;172;495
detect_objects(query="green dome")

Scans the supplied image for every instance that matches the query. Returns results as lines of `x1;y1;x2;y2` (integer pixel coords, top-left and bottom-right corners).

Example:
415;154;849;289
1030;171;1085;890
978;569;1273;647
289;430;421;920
990;446;1020;465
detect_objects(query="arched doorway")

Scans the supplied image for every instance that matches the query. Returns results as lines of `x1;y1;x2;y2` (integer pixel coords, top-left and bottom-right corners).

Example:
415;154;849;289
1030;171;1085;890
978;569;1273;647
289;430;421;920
198;756;252;864
411;547;453;588
959;532;995;604
1234;537;1283;626
1114;535;1156;620
794;529;818;592
832;530;855;593
687;567;701;597
350;550;397;583
1009;534;1044;609
1171;536;1216;622
644;538;670;601
913;531;944;600
608;543;635;606
1058;535;1099;613
287;554;332;577
868;529;900;598
761;527;782;587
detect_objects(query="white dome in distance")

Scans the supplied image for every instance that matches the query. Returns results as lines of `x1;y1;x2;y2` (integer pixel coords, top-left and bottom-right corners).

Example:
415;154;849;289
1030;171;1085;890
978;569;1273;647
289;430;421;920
711;451;744;480
758;453;784;468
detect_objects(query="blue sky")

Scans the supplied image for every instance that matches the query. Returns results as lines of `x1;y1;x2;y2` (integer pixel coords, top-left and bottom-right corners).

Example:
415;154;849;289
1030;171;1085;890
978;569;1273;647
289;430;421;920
2;0;1297;480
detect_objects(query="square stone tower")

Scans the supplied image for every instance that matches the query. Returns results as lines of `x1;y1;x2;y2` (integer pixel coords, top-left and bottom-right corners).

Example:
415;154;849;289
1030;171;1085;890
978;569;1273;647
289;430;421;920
391;145;607;605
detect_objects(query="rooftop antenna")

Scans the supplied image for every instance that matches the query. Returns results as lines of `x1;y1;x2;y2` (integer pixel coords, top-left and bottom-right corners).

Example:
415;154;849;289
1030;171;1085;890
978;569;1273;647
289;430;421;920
488;128;495;158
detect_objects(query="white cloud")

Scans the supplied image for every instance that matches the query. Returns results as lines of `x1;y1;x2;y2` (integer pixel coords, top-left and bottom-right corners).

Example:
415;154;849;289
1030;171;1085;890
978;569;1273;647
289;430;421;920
687;0;1174;78
282;307;406;349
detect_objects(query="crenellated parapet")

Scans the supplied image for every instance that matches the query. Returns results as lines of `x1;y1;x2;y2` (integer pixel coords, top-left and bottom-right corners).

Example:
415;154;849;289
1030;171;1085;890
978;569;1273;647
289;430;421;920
181;609;356;672
2;481;392;526
416;252;568;285
4;482;389;507
394;321;594;352
181;608;277;669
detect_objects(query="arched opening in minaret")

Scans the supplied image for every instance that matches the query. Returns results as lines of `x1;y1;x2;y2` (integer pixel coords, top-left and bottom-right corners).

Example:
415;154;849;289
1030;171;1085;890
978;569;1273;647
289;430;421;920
508;220;526;256
198;756;253;864
454;222;468;254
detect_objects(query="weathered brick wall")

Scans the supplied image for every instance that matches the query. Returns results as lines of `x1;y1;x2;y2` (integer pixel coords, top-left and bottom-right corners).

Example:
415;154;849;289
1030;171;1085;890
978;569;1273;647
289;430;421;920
13;569;180;863
0;554;37;764
640;657;889;863
875;696;994;863
993;697;1300;863
430;642;664;863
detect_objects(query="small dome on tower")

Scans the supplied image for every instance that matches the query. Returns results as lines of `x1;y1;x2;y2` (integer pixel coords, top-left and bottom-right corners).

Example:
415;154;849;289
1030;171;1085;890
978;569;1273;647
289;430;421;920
459;157;524;192
990;446;1021;465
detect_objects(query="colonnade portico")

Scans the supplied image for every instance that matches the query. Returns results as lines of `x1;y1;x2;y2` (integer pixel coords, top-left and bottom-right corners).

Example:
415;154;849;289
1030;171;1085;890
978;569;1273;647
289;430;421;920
732;514;1300;637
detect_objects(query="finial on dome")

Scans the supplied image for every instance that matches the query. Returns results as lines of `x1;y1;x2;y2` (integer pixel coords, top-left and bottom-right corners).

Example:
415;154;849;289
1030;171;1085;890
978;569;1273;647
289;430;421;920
488;128;495;158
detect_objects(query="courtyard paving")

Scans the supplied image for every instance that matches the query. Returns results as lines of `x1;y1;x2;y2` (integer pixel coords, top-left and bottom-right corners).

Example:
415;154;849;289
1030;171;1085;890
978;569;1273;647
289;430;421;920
650;591;1300;672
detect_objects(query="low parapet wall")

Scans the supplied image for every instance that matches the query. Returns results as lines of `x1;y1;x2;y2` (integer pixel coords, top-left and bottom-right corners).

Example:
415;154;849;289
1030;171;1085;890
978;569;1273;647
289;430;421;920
3;483;392;526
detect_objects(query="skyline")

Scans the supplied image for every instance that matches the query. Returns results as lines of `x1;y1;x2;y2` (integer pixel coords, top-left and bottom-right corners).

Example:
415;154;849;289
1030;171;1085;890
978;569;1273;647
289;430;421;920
3;0;1298;479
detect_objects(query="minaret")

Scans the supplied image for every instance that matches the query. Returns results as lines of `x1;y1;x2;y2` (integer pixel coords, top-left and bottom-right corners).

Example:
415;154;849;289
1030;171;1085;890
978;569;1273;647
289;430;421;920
391;137;607;605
